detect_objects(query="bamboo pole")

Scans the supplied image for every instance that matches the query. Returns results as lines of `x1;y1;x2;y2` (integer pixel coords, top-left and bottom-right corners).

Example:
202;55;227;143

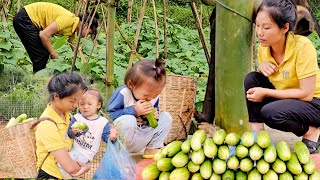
1;0;8;24
106;0;116;100
17;0;20;12
191;2;211;65
101;4;108;33
71;0;88;73
152;0;159;59
128;0;148;69
215;0;253;133
115;23;143;60
163;0;168;59
127;0;132;24
85;0;100;38
200;4;203;26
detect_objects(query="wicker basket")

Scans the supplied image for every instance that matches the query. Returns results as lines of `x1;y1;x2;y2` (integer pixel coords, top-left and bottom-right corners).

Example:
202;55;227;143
0;118;50;178
81;143;106;179
159;75;197;144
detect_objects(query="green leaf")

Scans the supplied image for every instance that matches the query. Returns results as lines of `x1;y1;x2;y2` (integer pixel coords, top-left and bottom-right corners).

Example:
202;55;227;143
0;31;10;39
0;41;12;51
53;36;69;50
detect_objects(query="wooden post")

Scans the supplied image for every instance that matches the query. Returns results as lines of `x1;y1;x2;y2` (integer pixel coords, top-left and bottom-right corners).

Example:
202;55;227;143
106;0;116;100
215;0;253;133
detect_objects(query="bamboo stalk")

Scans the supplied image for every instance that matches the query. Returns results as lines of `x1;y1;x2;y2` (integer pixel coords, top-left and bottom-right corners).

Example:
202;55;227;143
87;20;104;62
106;0;116;99
71;0;88;73
215;0;253;133
1;0;8;24
85;0;100;38
191;2;211;65
200;4;203;26
115;22;143;60
128;0;148;69
152;0;159;59
101;4;108;33
17;0;20;13
163;0;168;59
127;0;132;24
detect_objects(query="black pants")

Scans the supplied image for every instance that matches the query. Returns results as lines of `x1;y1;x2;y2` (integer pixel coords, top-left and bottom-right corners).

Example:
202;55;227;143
37;169;58;179
13;8;49;73
244;72;320;136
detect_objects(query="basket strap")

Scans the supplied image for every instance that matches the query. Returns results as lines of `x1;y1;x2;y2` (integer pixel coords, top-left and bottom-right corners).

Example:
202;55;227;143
30;117;59;176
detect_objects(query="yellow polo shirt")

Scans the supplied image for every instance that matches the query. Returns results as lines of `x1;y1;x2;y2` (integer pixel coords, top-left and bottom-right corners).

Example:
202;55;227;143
35;103;73;179
25;2;79;36
258;32;320;98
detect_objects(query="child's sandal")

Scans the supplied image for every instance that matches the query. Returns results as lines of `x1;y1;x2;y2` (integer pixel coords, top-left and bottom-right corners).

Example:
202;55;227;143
302;138;318;154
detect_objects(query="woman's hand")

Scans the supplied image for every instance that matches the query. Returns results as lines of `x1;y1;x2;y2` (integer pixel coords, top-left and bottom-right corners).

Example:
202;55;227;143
109;124;119;141
134;100;153;116
246;87;267;102
70;162;91;177
257;62;277;77
50;51;59;59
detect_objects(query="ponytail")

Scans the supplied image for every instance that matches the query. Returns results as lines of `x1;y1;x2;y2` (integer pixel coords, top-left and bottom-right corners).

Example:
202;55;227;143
154;58;166;80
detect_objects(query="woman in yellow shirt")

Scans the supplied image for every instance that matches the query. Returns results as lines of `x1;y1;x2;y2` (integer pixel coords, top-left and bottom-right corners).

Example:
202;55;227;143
244;0;320;153
36;72;89;179
13;2;98;73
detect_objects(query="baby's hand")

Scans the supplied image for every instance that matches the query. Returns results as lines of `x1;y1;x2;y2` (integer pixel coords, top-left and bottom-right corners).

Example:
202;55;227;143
154;108;159;120
71;124;82;135
109;124;119;141
134;100;153;116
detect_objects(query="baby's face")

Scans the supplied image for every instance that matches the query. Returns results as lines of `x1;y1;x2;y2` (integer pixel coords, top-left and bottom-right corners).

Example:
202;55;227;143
132;80;164;101
78;93;101;119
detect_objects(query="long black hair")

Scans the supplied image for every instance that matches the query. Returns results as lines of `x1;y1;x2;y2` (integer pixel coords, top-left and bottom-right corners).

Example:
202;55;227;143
257;0;297;31
48;73;87;101
79;12;99;39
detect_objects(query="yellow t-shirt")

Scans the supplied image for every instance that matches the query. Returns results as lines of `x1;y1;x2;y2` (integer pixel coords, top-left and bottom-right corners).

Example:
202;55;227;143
35;103;73;179
258;32;320;98
24;2;79;36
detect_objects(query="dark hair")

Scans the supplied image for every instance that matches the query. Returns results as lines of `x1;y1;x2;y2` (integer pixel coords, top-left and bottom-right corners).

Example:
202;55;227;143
257;0;297;31
85;87;103;111
48;73;87;101
124;59;166;88
79;12;99;39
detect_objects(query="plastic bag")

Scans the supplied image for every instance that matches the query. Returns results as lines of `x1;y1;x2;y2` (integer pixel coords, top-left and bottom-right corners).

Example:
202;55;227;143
93;139;136;179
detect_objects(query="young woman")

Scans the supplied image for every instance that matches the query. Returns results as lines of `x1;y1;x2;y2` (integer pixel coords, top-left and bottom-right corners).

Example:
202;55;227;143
36;73;90;179
244;0;320;153
107;59;173;158
13;2;99;73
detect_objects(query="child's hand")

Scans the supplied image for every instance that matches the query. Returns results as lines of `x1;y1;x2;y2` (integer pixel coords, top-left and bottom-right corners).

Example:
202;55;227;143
109;125;119;141
71;124;82;135
134;100;153;116
154;108;159;120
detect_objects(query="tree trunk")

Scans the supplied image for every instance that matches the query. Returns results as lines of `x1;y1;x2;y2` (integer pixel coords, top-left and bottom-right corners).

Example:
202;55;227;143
215;0;253;133
106;0;116;100
201;7;216;123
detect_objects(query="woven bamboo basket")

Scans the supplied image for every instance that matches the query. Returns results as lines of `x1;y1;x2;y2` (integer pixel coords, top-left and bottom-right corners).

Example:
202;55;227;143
81;143;106;179
0;118;46;178
159;74;197;144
